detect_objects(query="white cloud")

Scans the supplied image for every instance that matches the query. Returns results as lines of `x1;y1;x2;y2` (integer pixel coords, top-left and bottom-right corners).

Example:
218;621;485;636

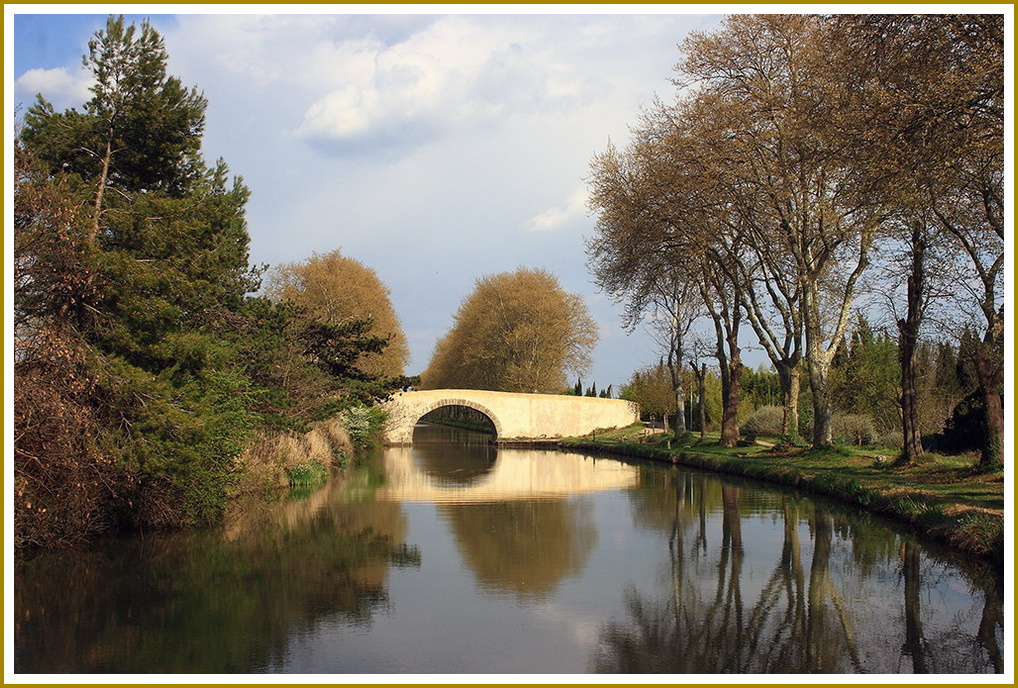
524;187;590;233
15;66;93;109
292;15;605;156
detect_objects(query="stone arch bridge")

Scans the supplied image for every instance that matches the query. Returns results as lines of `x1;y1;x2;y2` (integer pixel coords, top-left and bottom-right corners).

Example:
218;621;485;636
381;389;640;445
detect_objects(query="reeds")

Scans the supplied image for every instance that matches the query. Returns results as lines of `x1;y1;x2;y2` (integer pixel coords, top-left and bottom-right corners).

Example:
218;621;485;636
234;419;354;496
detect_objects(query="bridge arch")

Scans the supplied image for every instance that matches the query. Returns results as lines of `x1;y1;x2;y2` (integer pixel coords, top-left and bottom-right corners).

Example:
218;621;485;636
413;399;504;441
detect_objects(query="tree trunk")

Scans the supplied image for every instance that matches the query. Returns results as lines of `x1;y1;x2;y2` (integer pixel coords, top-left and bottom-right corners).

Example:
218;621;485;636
899;325;924;461
668;347;687;435
804;291;834;449
696;363;707;439
974;338;1004;467
777;359;802;443
719;332;742;447
898;221;927;463
807;352;833;449
720;362;741;447
91;135;114;247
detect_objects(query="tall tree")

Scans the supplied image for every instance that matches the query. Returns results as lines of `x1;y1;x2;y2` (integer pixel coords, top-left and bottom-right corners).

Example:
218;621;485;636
22;15;206;244
923;17;1005;467
420;268;597;393
586;127;746;446
831;14;1004;464
643;275;699;435
266;249;411;379
678;15;879;449
16;16;259;541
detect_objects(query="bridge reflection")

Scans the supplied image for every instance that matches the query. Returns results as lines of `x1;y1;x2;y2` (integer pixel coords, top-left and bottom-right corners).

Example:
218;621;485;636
374;425;638;504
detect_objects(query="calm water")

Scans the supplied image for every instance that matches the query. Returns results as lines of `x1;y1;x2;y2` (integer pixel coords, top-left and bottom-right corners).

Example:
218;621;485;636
14;425;1004;674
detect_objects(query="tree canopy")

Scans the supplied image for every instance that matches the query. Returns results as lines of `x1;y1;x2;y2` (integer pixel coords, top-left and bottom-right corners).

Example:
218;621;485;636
14;16;408;549
421;268;598;393
265;249;411;380
587;13;1004;463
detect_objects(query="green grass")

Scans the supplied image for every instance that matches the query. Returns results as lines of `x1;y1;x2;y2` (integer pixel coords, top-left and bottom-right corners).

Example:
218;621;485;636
563;425;1005;563
285;460;329;487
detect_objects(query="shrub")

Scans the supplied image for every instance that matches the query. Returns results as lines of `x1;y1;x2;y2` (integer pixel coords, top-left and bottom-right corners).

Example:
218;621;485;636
832;414;878;446
740;405;785;437
942;390;991;453
339;404;387;448
877;430;904;449
285;460;329;487
951;513;1004;558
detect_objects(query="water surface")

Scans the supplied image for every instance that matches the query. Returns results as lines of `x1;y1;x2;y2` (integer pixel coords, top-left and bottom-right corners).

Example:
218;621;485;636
13;424;1004;674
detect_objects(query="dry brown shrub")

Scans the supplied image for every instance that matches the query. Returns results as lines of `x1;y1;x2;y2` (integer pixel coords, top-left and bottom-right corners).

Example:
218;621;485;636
13;328;124;549
233;418;355;497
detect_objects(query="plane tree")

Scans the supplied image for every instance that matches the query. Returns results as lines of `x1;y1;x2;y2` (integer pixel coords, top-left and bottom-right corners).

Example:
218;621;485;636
420;268;597;394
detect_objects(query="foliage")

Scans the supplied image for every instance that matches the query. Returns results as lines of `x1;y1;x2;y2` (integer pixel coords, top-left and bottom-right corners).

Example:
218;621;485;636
621;361;676;427
830;317;901;432
338;405;389;449
421;267;598;393
266;249;411;378
942;390;992;454
588;14;1003;459
740;406;785;438
285;460;330;488
13;16;405;549
831;414;879;447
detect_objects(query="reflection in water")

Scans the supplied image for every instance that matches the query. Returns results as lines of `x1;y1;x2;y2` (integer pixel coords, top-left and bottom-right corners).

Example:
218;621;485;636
411;424;498;486
591;470;1004;674
13;431;1004;674
13;464;413;674
377;431;638;504
404;426;609;599
441;500;597;600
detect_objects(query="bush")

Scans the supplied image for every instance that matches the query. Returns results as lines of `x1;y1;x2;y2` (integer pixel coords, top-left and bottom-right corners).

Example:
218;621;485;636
339;404;387;448
877;430;904;449
234;419;354;496
285;460;329;487
740;405;785;438
832;414;878;446
942;390;990;453
951;513;1004;559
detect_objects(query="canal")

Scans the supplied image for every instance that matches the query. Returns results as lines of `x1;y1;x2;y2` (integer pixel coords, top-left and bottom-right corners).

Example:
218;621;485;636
13;424;1004;674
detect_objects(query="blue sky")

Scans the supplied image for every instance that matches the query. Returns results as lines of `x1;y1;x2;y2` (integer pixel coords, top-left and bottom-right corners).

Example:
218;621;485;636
7;6;729;390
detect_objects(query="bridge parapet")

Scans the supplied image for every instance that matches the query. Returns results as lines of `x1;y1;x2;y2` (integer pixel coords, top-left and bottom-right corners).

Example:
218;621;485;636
381;389;640;445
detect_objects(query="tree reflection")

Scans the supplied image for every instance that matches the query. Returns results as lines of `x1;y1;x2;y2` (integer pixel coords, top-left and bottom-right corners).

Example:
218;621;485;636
593;469;1001;674
441;498;597;599
14;466;413;673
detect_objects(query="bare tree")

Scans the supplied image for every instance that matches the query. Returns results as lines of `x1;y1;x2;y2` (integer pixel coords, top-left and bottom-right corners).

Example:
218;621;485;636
677;15;879;448
587;131;745;446
833;14;1004;465
643;274;701;434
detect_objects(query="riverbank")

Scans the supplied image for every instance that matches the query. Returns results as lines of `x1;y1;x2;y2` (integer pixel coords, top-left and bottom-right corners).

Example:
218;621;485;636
562;425;1005;565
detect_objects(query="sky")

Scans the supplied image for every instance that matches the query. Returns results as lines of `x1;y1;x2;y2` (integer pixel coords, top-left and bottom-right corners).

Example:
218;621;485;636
6;6;732;391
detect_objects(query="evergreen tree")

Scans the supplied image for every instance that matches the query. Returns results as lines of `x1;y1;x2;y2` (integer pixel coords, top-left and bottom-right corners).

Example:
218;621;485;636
14;16;407;547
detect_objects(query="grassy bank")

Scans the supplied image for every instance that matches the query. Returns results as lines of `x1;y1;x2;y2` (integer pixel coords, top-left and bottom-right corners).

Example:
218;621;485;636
562;424;1005;565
